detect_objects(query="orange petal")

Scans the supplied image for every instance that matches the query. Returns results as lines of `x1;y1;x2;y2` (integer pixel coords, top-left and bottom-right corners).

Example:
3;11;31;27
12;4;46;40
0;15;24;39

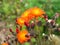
16;18;25;26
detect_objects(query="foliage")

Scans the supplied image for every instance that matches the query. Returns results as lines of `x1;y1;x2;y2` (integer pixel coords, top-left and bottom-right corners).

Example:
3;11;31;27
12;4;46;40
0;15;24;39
0;0;60;21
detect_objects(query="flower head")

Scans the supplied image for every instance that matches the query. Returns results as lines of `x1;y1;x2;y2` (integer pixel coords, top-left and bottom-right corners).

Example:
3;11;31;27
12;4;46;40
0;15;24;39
16;18;25;26
16;7;45;26
31;7;45;18
16;30;30;43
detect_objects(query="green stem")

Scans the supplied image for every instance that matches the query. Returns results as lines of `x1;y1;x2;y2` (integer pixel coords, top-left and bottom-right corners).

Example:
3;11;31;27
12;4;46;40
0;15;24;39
35;21;41;45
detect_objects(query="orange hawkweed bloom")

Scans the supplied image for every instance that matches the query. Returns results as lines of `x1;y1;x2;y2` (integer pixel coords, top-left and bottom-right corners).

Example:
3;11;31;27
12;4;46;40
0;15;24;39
31;7;45;18
16;18;25;26
16;7;45;26
16;30;30;44
21;9;31;18
2;43;8;45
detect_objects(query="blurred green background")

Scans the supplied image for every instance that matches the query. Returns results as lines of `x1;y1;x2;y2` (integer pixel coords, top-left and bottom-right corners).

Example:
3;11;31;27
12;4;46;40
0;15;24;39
0;0;60;27
0;0;60;21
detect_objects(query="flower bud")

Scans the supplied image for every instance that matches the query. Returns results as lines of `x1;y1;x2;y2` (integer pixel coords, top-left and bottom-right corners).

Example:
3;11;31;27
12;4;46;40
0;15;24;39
30;23;35;29
44;15;48;21
16;27;19;33
9;28;13;33
24;22;30;27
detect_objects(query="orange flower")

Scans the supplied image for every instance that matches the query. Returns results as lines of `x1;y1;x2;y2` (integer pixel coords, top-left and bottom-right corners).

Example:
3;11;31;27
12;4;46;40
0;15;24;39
16;18;25;26
31;7;45;18
16;7;45;26
21;7;45;19
16;30;30;44
21;9;31;18
2;42;8;45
